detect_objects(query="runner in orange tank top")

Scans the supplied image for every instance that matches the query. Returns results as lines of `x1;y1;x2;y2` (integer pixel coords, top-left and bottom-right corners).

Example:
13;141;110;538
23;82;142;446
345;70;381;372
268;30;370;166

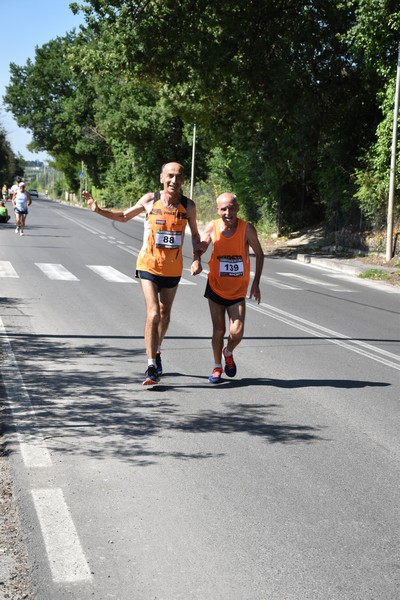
83;163;202;385
194;193;264;383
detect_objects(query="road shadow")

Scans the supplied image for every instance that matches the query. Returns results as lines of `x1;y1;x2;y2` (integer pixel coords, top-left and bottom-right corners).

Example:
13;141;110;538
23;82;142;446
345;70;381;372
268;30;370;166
0;340;329;467
156;373;390;390
170;402;322;444
0;326;391;467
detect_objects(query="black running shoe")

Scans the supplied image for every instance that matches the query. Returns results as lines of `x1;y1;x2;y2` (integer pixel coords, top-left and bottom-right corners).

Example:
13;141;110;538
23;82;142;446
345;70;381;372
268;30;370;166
155;352;162;376
223;347;237;377
143;365;160;385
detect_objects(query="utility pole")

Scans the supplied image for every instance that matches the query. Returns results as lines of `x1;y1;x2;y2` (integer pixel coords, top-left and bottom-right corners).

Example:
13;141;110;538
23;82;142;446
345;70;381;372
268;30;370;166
386;43;400;262
79;160;85;201
190;123;196;200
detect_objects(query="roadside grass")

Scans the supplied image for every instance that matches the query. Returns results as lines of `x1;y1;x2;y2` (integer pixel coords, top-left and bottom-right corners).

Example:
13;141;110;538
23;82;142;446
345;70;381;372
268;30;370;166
359;269;391;280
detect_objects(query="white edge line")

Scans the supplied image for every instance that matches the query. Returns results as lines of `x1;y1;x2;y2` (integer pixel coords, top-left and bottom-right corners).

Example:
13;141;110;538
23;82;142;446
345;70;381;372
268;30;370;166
31;488;92;583
247;303;400;371
0;317;52;467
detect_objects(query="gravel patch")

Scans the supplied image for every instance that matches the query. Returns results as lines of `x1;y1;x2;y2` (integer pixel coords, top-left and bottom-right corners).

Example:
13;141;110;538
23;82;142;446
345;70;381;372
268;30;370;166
0;398;32;600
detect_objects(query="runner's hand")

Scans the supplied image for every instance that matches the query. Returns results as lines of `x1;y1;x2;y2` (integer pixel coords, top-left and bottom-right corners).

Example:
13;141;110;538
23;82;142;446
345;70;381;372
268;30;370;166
82;191;98;212
191;259;203;276
249;282;261;304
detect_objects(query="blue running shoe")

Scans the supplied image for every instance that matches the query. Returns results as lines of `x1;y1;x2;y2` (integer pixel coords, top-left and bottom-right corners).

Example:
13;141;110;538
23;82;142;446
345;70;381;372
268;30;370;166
143;365;160;385
208;367;223;384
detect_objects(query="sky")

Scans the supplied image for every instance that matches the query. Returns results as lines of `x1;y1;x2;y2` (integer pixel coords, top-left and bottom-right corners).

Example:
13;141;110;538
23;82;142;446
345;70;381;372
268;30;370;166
0;0;86;162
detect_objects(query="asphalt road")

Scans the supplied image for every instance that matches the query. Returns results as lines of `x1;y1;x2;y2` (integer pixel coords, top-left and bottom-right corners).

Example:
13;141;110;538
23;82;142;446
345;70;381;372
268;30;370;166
1;197;399;599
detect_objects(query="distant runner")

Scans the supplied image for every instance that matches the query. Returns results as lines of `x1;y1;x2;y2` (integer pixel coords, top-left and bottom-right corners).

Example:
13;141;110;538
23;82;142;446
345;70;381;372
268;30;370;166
12;182;31;236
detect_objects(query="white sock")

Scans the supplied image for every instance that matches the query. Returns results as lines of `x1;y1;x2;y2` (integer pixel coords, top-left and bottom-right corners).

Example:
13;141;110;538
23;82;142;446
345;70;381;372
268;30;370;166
148;359;156;367
223;347;232;357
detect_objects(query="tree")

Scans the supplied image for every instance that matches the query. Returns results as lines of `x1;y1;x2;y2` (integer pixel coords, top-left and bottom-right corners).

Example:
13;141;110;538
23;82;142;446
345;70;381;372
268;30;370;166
0;124;24;185
6;1;398;231
70;0;384;228
349;1;400;227
3;34;110;191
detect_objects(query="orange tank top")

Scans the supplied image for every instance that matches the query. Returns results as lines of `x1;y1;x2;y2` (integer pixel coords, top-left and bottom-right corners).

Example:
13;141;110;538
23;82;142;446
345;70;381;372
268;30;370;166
136;193;188;277
207;218;250;300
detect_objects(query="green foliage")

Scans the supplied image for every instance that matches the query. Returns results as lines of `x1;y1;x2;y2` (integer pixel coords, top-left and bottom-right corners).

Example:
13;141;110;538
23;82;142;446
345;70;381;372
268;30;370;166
3;0;399;232
0;125;24;185
348;2;400;225
3;34;111;191
207;146;277;224
0;127;15;185
359;269;390;280
354;77;400;227
54;178;64;197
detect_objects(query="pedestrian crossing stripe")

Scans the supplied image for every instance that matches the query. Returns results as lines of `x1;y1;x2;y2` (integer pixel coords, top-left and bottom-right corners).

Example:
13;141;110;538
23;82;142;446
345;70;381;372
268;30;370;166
35;263;79;281
0;262;194;284
0;261;18;278
87;265;137;283
2;260;394;293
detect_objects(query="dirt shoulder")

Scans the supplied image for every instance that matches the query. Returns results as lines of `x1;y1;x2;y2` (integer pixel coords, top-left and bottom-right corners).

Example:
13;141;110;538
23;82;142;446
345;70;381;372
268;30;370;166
0;399;32;599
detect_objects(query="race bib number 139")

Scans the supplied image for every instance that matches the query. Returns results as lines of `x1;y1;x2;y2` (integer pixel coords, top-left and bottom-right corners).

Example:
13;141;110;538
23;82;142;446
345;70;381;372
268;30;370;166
219;256;244;277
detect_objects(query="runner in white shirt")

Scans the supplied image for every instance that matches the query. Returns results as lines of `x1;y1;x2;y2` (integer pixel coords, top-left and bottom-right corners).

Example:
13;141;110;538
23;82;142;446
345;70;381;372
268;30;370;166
12;182;31;235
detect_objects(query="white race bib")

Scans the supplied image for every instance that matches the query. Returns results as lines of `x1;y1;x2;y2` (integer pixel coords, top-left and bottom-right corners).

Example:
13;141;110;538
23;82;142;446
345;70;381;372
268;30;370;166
219;256;244;277
155;230;182;249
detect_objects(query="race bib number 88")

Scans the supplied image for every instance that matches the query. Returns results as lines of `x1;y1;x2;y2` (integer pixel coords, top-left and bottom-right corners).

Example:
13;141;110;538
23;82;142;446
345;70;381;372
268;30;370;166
219;256;244;277
155;230;182;249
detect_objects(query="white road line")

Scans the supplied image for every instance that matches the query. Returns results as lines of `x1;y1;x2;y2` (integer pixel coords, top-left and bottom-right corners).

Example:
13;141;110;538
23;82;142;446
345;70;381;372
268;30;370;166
277;272;354;291
58;212;143;254
1;317;91;584
35;263;79;281
124;246;139;256
57;211;109;236
0;317;52;467
0;260;19;277
250;270;301;289
266;277;302;289
31;488;92;583
87;265;137;282
247;302;400;371
277;272;335;286
327;273;400;294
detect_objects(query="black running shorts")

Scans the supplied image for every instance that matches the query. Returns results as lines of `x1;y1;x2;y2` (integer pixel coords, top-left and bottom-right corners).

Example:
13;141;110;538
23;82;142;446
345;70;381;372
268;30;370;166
204;280;245;307
136;270;181;292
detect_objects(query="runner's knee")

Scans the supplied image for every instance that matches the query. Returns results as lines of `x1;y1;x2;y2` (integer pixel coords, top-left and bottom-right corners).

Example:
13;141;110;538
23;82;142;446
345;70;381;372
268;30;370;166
146;306;160;325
